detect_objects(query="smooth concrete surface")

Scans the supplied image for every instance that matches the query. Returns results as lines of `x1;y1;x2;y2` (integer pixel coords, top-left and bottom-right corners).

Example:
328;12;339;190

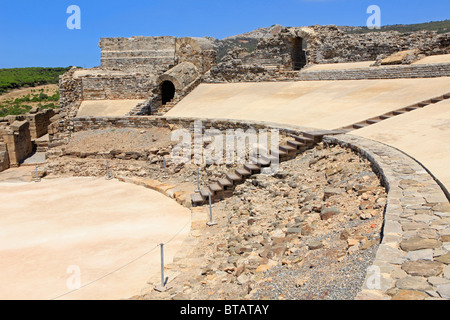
0;177;190;300
413;54;450;65
77;100;146;117
354;99;450;193
166;78;450;130
304;61;374;71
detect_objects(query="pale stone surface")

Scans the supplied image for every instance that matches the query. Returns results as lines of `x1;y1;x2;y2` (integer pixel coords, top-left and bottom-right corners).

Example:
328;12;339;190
0;177;191;300
167;78;450;131
355;99;450;195
396;276;432;291
406;249;434;261
77;100;146;117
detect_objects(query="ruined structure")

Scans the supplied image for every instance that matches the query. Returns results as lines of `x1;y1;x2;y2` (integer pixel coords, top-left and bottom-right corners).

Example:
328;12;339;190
0;108;55;170
5;23;450;300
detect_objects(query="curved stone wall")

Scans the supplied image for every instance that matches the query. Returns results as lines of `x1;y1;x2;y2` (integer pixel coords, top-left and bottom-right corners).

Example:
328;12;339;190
324;134;449;300
50;115;450;299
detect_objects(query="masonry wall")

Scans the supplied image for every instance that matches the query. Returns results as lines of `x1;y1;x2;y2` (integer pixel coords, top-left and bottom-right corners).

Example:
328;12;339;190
0;120;33;166
25;109;56;141
81;75;155;100
205;62;450;83
99;36;177;74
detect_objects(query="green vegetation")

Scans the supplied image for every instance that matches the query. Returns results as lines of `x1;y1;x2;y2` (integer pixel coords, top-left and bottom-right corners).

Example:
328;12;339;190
0;67;71;95
347;19;450;34
0;88;60;117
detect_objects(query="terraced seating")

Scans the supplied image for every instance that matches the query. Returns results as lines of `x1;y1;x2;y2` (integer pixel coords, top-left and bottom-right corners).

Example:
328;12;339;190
340;92;450;132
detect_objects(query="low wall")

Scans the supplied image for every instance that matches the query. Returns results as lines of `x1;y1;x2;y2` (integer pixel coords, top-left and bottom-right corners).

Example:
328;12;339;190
50;115;450;300
324;134;450;300
204;62;450;83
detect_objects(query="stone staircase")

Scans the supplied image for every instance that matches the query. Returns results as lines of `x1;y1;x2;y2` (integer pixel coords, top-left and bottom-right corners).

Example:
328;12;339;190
340;92;450;131
190;131;338;207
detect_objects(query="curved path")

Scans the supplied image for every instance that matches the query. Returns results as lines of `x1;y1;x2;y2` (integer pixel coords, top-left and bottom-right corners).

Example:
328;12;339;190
0;176;190;300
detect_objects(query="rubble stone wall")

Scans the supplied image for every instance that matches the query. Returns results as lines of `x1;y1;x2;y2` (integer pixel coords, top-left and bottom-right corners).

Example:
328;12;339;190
25;109;56;141
81;75;155;100
205;62;450;83
0;120;33;167
99;36;177;74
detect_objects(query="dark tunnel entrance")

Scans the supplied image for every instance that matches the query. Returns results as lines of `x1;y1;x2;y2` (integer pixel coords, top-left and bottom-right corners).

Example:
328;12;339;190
161;80;176;105
292;37;307;71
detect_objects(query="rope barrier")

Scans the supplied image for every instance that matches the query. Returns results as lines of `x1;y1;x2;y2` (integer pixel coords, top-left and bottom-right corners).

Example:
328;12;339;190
50;218;191;300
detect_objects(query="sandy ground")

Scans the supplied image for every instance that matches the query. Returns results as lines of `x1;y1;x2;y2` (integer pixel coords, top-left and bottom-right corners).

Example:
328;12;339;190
413;53;450;65
354;99;450;195
0;176;191;300
166;78;450;130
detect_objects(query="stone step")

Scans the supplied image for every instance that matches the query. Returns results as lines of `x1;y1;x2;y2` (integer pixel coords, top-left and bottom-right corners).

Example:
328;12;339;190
353;123;369;129
191;193;204;206
244;163;261;173
418;102;429;108
279;145;298;154
250;157;271;167
226;173;243;184
367;119;383;125
209;183;223;193
406;106;421;111
236;168;252;177
443;93;450;99
200;189;212;199
380;114;394;120
293;135;315;145
287;140;305;149
260;154;279;164
302;132;324;141
431;98;444;103
218;178;233;189
393;110;407;116
270;149;288;157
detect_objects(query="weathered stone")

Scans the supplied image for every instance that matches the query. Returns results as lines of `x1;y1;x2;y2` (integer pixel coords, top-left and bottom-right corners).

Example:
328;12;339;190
433;203;450;212
392;290;428;300
237;274;250;285
395;276;432;291
322;187;343;200
286;227;303;235
435;252;450;264
402;260;444;277
320;207;341;220
406;249;433;261
400;237;442;251
308;240;324;250
437;283;450;299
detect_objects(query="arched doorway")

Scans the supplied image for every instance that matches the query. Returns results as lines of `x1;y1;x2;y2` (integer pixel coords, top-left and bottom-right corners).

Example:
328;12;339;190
161;80;175;105
291;37;307;71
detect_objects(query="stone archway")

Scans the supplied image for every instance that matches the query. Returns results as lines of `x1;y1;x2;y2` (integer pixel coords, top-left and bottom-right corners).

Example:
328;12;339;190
161;80;176;105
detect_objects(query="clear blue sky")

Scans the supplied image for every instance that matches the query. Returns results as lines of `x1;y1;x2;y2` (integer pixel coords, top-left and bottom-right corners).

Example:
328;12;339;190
0;0;448;68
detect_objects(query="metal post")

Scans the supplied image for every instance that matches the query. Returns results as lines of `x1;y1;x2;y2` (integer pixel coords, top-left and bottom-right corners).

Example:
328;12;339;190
195;166;200;192
163;156;167;179
106;160;112;180
206;192;217;226
160;243;164;287
154;243;172;292
34;164;40;183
